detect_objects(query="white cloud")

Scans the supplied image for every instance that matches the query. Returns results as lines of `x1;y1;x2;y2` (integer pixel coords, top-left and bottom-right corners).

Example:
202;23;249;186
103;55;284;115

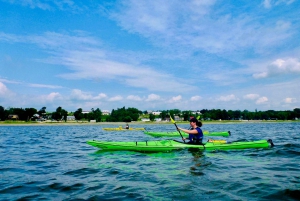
70;89;93;100
284;97;296;103
146;94;160;101
218;94;238;102
253;72;268;79
109;95;123;101
0;78;21;84
94;93;107;100
9;31;196;93
0;83;54;108
243;94;260;100
256;96;268;104
54;49;195;93
127;95;143;101
263;0;272;8
169;95;182;103
0;2;299;112
28;83;63;89
190;95;202;101
0;78;63;89
1;0;82;11
263;0;295;8
253;58;300;79
0;31;99;50
45;92;62;102
111;1;293;54
0;82;10;96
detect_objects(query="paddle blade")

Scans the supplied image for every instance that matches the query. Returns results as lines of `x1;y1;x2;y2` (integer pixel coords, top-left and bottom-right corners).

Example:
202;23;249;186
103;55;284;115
170;116;175;123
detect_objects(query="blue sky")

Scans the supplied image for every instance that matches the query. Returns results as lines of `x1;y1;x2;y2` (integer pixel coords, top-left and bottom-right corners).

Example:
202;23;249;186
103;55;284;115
0;0;299;112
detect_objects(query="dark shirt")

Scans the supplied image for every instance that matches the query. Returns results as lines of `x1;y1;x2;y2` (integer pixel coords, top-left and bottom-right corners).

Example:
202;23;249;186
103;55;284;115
188;127;203;142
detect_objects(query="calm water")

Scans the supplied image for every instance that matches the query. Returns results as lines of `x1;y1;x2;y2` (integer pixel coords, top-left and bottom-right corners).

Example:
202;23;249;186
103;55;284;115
0;122;300;201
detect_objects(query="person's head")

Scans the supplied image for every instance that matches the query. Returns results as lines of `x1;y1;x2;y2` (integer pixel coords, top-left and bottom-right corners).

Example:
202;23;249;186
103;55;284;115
190;117;202;127
190;117;197;123
190;117;198;127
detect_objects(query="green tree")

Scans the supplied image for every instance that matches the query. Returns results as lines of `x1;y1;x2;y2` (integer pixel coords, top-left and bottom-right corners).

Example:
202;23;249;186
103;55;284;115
169;109;181;116
87;108;102;122
25;108;38;121
222;109;228;120
52;106;68;121
74;108;84;120
8;108;26;120
107;107;141;122
127;107;141;121
124;116;132;122
0;106;5;121
160;111;167;120
93;108;102;122
182;110;193;121
293;108;300;119
38;107;46;117
149;113;155;121
233;110;241;119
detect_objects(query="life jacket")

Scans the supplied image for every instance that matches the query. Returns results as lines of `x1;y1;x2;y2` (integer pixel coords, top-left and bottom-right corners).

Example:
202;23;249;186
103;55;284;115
188;127;203;141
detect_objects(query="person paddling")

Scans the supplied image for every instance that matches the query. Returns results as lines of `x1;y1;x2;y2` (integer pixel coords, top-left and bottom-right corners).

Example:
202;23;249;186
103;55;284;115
177;117;203;144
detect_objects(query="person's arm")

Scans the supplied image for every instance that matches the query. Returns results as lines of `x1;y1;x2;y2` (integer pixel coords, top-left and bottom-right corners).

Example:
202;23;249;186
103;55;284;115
177;127;198;134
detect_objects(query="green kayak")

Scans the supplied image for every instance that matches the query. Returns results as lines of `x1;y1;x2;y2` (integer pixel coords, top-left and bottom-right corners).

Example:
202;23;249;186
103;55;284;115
143;130;230;137
87;139;274;152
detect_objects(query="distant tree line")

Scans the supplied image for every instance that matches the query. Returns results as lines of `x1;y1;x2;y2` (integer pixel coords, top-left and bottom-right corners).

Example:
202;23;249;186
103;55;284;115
107;107;142;122
143;108;300;121
0;105;104;122
74;108;102;122
0;106;69;122
0;105;299;122
198;108;300;120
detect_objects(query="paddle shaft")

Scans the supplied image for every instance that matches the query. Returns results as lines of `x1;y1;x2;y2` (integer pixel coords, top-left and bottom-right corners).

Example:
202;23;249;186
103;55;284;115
169;115;186;143
173;122;185;143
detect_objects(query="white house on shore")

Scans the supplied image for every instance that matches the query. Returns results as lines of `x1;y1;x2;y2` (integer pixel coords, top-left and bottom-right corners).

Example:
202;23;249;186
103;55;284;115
102;110;110;115
152;111;162;115
67;116;76;121
192;111;202;115
141;118;150;122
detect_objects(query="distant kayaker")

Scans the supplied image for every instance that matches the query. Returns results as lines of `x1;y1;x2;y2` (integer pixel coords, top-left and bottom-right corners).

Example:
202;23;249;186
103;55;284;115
177;117;203;144
125;123;129;129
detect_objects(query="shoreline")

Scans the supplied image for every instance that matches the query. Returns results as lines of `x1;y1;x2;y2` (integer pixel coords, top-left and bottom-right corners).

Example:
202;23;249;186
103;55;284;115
0;120;299;126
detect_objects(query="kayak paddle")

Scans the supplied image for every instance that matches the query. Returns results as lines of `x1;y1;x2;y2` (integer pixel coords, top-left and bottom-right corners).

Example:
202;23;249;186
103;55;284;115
170;116;185;143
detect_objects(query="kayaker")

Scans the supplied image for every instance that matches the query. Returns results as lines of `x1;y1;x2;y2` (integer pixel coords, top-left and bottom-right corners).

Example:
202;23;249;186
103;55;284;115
177;117;203;144
125;123;129;129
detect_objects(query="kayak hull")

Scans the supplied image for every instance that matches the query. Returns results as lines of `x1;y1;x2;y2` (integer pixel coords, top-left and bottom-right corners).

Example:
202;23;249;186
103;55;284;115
143;131;230;137
87;139;273;152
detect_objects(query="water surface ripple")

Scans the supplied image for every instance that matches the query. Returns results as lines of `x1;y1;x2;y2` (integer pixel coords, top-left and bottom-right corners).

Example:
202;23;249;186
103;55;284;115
1;123;300;200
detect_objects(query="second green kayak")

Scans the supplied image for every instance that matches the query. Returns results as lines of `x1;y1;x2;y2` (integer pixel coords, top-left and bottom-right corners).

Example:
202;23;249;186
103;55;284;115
144;130;231;137
87;139;274;152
